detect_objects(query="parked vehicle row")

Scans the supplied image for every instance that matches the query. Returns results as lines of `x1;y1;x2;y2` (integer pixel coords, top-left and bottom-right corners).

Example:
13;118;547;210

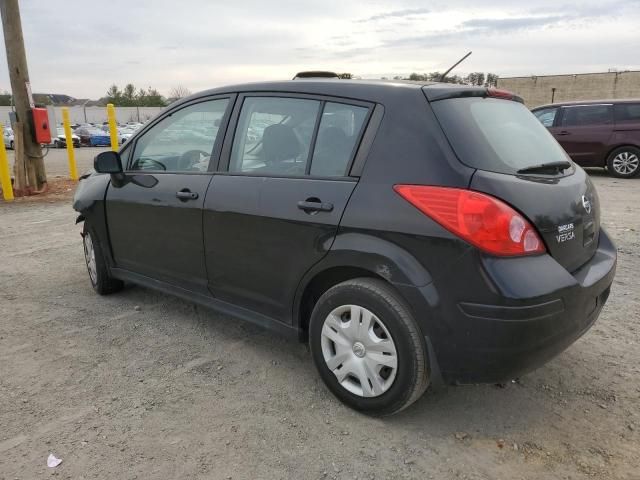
52;128;80;148
532;99;640;178
50;121;146;148
75;79;616;415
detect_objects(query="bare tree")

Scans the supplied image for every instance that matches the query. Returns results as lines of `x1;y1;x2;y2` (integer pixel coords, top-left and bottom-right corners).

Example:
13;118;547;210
168;85;192;100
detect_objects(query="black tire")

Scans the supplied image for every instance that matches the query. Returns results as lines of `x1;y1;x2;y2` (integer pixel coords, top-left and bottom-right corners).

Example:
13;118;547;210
82;223;123;295
606;146;640;178
309;278;429;416
54;140;61;148
9;140;14;150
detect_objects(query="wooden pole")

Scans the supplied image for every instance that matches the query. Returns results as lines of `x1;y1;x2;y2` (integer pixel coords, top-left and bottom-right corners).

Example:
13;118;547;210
12;122;26;196
0;0;47;191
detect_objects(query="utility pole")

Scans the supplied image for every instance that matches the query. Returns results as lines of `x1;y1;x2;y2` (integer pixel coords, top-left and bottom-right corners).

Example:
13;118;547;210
1;0;46;193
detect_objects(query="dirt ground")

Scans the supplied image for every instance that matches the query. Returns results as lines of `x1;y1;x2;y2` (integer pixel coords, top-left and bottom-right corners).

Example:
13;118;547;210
0;170;638;480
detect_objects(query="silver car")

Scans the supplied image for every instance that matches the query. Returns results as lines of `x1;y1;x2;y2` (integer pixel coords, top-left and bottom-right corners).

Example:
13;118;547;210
3;127;14;150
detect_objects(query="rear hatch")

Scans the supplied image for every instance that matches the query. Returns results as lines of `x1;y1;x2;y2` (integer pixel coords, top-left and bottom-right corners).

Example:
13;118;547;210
426;88;600;272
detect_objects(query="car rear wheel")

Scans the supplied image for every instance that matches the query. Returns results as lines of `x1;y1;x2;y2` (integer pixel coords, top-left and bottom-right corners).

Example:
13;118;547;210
82;223;123;295
309;278;429;416
9;140;14;149
607;146;640;178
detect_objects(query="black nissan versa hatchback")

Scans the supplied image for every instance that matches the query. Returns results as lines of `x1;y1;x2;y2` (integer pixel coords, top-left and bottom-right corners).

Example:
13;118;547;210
73;79;616;415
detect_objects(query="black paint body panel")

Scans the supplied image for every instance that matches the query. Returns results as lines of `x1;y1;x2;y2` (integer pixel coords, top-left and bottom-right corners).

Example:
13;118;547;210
204;175;356;321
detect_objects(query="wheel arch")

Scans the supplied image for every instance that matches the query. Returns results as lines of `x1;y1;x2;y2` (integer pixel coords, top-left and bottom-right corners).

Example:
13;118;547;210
293;233;433;341
73;174;114;266
605;143;640;165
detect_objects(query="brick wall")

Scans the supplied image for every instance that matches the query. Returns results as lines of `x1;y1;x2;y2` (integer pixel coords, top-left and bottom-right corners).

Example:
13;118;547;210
497;71;640;108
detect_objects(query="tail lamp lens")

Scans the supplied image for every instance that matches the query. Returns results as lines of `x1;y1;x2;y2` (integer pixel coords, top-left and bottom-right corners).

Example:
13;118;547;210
486;88;515;100
393;185;546;256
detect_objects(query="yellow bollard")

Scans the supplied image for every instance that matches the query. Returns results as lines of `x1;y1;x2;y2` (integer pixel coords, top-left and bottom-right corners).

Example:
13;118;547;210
0;123;14;201
62;108;78;181
107;103;119;152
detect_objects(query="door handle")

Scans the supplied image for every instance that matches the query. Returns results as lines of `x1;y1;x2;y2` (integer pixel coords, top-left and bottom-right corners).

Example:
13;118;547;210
176;189;199;201
557;131;571;136
297;199;334;213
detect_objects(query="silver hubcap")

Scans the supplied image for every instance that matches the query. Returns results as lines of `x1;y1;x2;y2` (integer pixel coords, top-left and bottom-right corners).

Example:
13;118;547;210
320;304;398;398
612;151;639;175
83;233;97;285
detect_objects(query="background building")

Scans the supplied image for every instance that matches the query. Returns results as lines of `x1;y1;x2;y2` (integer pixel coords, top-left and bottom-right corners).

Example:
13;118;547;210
497;70;640;107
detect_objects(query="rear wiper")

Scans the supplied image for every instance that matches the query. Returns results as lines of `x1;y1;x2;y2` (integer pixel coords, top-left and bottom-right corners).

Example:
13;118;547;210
517;161;572;174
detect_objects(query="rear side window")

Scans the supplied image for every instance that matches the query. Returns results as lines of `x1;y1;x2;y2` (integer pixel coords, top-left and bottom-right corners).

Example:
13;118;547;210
310;102;368;176
431;97;569;175
614;103;640;123
533;107;558;127
561;105;613;127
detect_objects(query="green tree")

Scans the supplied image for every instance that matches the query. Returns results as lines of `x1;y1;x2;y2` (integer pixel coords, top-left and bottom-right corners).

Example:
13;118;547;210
137;87;165;107
408;72;427;81
104;84;166;106
464;72;486;86
485;73;499;87
122;83;136;106
105;84;123;105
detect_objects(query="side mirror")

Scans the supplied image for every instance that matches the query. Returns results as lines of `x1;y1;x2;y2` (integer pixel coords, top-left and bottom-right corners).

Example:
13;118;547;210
94;151;122;174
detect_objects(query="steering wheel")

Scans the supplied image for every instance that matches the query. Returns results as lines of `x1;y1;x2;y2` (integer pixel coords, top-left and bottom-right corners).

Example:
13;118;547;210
179;150;211;170
136;158;166;171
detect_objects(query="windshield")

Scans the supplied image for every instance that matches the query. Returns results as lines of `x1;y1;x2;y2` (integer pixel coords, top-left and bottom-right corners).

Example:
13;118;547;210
431;97;570;175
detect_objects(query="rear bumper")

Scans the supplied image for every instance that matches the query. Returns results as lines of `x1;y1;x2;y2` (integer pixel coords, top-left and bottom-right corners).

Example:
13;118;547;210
397;229;617;385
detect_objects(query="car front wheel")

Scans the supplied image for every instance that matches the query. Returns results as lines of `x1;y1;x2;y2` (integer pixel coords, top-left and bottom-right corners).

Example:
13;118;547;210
607;146;640;178
82;223;123;295
9;140;14;149
309;278;429;416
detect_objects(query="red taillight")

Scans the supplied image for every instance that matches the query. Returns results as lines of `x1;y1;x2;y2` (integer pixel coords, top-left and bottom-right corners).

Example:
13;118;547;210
393;185;546;256
486;88;514;100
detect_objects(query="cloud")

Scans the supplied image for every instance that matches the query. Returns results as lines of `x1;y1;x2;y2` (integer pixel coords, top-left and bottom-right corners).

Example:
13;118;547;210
0;0;638;98
461;15;572;31
357;7;430;23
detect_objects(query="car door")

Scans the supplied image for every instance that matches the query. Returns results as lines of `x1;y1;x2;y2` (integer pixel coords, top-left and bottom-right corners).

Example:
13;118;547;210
553;104;614;166
106;96;233;295
203;94;373;322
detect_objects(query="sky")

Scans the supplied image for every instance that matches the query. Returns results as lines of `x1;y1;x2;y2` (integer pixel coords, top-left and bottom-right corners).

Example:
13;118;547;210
1;0;639;99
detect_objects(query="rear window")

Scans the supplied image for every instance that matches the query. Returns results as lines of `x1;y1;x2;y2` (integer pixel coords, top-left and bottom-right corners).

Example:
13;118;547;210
431;97;569;175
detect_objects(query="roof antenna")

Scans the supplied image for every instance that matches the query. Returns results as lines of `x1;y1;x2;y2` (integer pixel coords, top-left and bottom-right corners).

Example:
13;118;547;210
439;51;472;82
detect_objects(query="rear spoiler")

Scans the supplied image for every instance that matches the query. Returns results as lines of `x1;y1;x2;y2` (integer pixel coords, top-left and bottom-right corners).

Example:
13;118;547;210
423;86;524;104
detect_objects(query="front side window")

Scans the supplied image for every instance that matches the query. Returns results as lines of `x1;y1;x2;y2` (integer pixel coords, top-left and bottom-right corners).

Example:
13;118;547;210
614;103;640;123
561;105;613;127
230;97;320;175
310;102;368;176
130;98;229;172
533;107;558;127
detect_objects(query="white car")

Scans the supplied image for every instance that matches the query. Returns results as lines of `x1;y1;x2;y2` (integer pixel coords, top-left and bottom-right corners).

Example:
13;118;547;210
118;127;138;145
53;128;80;148
3;127;14;150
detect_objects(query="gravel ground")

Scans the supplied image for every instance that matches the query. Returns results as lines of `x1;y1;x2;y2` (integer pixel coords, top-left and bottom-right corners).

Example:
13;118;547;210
0;171;638;479
5;145;109;179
